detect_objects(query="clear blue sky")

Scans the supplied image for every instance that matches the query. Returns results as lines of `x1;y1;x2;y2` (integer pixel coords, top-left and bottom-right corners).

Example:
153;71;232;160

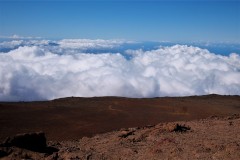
0;0;239;42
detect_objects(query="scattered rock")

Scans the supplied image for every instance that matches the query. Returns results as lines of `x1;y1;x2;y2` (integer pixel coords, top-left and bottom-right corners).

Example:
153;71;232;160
163;123;191;132
226;114;240;120
86;152;92;160
118;130;134;138
208;115;221;120
0;148;9;158
118;127;138;138
2;132;47;152
1;132;58;154
2;114;240;159
48;152;59;160
173;124;191;132
145;125;154;128
21;152;33;159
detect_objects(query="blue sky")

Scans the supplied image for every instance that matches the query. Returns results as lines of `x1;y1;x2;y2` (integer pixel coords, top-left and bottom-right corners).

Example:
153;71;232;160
0;0;239;42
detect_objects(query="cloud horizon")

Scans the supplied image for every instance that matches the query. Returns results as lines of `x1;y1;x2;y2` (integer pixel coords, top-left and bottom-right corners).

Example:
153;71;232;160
0;39;239;101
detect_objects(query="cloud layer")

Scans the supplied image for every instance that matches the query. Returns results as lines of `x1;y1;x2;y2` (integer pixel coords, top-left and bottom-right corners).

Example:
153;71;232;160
0;39;239;101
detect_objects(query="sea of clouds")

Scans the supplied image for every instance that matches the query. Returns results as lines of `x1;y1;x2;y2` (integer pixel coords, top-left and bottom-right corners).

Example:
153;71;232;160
0;39;239;101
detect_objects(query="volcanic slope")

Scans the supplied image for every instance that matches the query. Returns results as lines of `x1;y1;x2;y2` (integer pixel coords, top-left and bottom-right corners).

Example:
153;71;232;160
0;95;239;141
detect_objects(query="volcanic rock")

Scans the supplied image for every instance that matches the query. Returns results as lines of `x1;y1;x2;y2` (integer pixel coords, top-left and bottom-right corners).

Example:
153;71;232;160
2;132;46;152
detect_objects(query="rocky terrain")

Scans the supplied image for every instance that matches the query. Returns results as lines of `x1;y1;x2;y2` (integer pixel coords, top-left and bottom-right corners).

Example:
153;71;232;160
0;114;240;160
0;95;240;159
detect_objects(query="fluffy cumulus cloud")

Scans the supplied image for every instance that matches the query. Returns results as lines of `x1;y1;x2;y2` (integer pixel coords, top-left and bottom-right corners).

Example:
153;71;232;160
0;39;239;101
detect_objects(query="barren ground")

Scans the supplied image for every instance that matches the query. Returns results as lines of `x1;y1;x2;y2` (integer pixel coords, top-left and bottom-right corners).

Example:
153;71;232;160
0;95;240;159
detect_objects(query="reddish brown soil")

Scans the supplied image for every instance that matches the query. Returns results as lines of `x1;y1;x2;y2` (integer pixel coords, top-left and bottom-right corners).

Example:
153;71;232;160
1;114;240;160
0;95;240;160
0;95;239;142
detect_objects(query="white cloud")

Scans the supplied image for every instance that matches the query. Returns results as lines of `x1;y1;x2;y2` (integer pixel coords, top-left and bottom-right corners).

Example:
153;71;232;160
58;39;131;50
0;39;134;54
0;40;24;49
0;34;42;39
0;41;239;101
0;39;52;51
